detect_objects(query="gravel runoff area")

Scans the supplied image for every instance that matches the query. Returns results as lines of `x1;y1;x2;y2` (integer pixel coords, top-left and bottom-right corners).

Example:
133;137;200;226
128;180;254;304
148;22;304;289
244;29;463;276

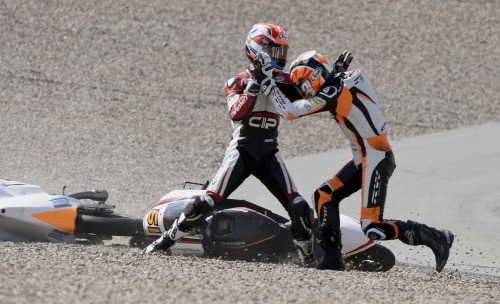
0;0;499;303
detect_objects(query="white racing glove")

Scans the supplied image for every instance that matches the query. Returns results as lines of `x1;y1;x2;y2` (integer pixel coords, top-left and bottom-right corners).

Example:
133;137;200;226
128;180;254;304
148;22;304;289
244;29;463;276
260;77;275;96
254;52;276;96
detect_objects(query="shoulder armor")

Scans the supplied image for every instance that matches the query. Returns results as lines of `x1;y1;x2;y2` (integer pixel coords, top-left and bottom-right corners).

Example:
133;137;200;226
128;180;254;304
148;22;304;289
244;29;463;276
224;70;252;95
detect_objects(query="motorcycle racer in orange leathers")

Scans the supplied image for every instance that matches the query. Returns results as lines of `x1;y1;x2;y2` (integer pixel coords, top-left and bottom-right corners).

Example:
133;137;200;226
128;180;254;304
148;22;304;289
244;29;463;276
257;50;454;272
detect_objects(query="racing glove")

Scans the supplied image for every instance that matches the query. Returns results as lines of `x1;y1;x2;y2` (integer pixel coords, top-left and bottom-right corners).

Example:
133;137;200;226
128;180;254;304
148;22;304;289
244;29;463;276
245;78;260;96
254;52;276;96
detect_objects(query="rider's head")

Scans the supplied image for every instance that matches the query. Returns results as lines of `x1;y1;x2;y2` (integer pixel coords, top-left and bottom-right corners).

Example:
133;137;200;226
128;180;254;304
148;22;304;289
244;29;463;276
289;50;333;98
245;23;289;72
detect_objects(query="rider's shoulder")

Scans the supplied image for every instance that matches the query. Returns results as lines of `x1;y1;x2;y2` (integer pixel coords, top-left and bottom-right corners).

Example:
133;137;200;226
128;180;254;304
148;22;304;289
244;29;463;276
343;69;368;82
340;69;374;90
317;69;368;98
224;69;252;93
317;83;343;100
272;71;292;84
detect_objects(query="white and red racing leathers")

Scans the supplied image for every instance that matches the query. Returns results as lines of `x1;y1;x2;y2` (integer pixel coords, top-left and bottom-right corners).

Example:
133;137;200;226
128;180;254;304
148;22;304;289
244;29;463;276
204;66;312;241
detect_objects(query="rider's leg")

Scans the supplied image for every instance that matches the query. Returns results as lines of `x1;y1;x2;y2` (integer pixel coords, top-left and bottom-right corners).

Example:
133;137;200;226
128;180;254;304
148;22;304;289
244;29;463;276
360;150;454;272
315;202;344;270
397;220;454;272
314;159;361;270
256;150;315;266
143;193;217;253
287;195;315;265
363;219;454;272
359;150;396;232
144;146;251;254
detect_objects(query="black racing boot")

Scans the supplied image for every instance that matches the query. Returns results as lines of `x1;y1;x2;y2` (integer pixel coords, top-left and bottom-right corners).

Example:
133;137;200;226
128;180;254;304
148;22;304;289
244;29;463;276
398;220;454;272
316;227;345;271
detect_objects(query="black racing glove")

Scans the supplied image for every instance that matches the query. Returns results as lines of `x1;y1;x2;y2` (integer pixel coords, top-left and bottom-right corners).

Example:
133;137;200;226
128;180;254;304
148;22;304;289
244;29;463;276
245;79;260;96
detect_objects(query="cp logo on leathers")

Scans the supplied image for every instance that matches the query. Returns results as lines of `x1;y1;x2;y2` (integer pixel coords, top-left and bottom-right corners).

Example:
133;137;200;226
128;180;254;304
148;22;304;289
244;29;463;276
249;117;277;129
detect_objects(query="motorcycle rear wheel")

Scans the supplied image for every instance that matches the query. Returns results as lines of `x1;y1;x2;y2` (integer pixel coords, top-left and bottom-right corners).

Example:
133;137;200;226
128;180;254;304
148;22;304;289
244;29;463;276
344;244;396;272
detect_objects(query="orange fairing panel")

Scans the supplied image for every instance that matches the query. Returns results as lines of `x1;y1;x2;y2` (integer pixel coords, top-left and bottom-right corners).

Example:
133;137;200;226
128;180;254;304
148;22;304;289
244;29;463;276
32;208;77;232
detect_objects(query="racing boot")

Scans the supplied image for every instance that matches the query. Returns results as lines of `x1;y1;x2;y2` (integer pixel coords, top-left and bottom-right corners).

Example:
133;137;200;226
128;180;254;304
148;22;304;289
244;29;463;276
142;218;190;254
316;227;345;271
398;220;454;272
293;235;316;268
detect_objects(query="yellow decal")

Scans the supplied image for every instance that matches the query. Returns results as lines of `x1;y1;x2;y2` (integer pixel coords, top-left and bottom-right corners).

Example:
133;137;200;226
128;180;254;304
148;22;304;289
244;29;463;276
147;209;159;226
148;227;161;233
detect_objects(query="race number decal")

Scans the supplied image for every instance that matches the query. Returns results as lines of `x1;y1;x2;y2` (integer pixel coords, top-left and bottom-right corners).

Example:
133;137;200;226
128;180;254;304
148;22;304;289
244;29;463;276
147;209;159;225
146;209;161;234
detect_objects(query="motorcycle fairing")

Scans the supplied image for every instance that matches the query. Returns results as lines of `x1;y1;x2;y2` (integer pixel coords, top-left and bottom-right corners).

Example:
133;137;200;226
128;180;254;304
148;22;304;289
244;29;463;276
208;207;281;249
0;180;79;242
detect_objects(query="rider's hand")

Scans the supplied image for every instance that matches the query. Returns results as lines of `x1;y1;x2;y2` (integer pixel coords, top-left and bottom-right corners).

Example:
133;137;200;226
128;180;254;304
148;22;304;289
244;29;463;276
253;52;275;95
333;51;353;73
245;78;260;96
260;77;275;96
254;52;273;84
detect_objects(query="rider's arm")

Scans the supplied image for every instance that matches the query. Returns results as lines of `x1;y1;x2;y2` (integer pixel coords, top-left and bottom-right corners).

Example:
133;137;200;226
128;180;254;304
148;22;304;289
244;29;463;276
224;72;260;121
262;79;333;120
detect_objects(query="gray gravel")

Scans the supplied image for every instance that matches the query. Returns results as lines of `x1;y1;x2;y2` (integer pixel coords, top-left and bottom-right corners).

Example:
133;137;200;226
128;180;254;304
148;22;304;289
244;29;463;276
0;0;499;303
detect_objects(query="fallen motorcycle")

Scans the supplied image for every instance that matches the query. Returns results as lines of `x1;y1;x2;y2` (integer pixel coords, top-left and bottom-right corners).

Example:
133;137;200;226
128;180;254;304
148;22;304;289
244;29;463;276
143;181;396;272
0;179;146;246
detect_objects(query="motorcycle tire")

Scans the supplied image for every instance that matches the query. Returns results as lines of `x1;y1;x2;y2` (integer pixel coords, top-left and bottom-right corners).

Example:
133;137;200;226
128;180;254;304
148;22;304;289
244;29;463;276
344;244;396;272
74;213;145;237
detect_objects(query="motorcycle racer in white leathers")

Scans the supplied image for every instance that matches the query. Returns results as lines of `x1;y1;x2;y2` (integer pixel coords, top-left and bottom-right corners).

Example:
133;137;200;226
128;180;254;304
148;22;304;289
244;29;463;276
258;50;454;272
143;23;315;266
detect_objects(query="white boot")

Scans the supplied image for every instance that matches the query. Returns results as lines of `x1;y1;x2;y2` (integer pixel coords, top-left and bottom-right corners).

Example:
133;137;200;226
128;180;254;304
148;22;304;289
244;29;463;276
293;235;315;267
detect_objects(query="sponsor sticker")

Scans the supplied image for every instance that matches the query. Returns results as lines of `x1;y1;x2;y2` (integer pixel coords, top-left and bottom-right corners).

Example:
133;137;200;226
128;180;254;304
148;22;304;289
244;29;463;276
220;241;246;246
312;67;323;81
274;75;285;82
50;197;71;208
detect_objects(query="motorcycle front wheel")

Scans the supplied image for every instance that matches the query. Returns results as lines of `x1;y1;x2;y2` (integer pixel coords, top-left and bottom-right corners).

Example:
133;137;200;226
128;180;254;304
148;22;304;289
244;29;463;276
344;244;396;272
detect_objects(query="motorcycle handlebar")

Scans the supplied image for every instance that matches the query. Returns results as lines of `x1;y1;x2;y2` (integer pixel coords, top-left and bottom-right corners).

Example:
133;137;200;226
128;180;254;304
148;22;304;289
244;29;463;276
68;190;109;202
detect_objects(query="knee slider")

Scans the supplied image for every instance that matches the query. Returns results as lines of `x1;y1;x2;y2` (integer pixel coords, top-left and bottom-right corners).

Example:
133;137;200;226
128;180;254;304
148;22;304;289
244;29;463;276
313;182;335;216
363;222;397;240
364;226;387;240
314;183;334;202
319;182;334;195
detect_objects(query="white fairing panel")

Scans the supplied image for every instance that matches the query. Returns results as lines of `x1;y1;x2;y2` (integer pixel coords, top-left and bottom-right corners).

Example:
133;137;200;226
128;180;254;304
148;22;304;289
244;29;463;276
339;214;376;256
0;180;78;242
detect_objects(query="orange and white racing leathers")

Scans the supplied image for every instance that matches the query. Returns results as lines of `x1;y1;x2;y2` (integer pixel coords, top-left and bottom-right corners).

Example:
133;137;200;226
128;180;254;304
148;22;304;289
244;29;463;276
268;69;400;240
